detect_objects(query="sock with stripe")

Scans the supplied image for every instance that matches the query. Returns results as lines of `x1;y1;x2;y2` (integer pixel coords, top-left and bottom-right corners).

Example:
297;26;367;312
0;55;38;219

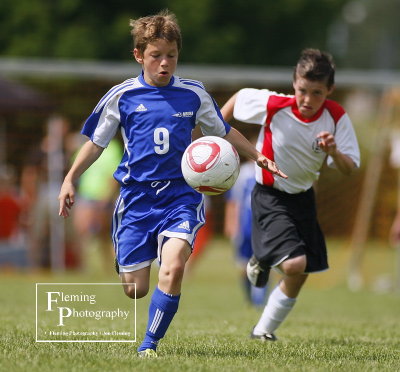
137;286;180;352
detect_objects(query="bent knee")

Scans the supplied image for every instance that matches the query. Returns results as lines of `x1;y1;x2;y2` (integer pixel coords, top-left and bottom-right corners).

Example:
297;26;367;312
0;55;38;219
159;263;185;282
281;256;307;276
123;284;149;299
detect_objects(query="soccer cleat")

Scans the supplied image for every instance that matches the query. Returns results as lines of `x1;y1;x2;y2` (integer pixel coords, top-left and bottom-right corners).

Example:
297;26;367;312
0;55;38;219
246;255;270;287
250;328;277;342
137;348;158;358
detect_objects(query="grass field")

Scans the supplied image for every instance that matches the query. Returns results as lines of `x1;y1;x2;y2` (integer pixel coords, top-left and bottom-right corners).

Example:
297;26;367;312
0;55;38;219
1;238;399;371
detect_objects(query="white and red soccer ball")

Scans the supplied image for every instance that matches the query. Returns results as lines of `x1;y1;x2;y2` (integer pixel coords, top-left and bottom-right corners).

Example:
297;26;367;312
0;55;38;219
181;136;240;195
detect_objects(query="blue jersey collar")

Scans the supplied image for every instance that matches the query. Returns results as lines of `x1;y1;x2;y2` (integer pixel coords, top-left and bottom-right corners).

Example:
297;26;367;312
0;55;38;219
138;71;175;88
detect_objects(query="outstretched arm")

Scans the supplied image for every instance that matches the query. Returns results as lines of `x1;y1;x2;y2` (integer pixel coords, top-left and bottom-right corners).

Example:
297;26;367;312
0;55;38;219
58;140;104;218
221;92;286;178
224;128;287;178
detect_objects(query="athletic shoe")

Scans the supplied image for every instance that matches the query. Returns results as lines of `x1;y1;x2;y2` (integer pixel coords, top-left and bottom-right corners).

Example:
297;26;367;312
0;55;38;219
250;328;277;342
246;255;270;287
137;348;158;358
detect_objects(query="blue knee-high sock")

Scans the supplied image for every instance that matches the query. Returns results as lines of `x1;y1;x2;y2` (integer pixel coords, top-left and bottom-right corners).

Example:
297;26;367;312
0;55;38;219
251;284;268;307
137;286;180;352
242;275;252;303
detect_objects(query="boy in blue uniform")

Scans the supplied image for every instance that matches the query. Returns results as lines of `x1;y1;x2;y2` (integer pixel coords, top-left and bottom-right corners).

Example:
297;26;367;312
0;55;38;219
58;10;286;357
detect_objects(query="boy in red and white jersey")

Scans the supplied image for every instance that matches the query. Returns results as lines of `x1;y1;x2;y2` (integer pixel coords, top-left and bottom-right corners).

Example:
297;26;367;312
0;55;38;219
221;48;360;341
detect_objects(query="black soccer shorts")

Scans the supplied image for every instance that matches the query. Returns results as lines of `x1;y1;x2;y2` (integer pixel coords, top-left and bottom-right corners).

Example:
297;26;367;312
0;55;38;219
251;183;328;273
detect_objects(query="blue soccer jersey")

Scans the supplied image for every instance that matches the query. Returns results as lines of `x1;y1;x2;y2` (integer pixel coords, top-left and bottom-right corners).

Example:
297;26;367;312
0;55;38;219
81;72;231;271
82;73;231;185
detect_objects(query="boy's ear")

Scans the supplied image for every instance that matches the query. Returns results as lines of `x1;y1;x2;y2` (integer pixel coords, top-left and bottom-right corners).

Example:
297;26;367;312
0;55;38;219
327;84;335;96
133;48;143;64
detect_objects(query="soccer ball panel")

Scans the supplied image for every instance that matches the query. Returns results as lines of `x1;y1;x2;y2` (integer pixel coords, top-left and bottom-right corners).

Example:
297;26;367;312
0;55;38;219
181;136;240;195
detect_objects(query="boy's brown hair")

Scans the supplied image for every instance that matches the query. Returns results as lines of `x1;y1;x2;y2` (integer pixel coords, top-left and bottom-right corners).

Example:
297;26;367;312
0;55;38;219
130;10;182;55
294;48;335;89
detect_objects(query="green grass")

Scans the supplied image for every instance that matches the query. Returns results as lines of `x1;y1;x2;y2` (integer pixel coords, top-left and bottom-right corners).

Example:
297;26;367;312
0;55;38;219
1;238;399;371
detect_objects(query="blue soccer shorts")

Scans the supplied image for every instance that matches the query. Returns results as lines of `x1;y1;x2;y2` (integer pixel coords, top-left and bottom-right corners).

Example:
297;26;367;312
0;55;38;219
112;179;205;273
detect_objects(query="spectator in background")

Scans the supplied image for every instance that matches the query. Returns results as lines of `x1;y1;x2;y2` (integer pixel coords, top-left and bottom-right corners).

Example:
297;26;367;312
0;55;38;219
21;133;53;268
389;129;400;293
0;166;21;241
184;126;215;274
185;195;214;274
389;130;400;245
20;117;76;269
72;136;122;274
0;165;27;267
224;158;268;308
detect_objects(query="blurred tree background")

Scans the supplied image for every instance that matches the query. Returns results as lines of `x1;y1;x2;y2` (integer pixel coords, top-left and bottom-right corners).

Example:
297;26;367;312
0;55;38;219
0;0;399;69
0;0;399;246
0;0;399;280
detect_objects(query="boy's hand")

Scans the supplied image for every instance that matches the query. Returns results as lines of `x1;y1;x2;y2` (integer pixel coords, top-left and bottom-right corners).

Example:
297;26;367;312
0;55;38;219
58;181;75;218
256;155;288;178
317;131;337;156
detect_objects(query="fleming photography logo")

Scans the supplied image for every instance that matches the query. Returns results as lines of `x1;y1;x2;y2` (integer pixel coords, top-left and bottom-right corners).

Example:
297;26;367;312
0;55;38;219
35;283;136;342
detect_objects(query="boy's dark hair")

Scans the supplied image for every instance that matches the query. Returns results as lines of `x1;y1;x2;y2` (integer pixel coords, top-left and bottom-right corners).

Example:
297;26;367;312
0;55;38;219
130;9;182;56
294;48;335;89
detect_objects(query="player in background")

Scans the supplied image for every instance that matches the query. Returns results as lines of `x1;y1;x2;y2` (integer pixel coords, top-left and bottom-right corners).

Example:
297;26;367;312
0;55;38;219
185;195;214;274
72;137;122;274
221;48;360;341
389;130;400;246
389;130;400;291
224;142;268;308
58;10;286;358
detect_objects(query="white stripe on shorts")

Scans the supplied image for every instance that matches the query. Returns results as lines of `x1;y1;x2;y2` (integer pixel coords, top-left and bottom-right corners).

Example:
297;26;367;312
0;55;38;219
112;196;125;263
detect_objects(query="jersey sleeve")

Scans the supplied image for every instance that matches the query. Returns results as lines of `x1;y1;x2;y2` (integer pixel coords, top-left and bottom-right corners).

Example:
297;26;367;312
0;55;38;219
233;88;271;125
327;112;361;168
196;92;231;137
81;93;121;148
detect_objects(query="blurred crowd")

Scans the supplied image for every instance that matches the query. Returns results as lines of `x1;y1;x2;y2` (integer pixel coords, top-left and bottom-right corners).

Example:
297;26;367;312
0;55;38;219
1;115;399;286
0;116;121;274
